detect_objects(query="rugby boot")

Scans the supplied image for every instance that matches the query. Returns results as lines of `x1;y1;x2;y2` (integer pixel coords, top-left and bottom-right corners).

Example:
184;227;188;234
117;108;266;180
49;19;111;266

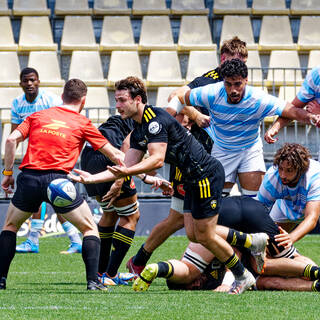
132;263;158;292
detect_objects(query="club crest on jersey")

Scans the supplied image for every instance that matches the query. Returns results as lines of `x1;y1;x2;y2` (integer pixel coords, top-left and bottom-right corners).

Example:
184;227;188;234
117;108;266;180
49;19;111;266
210;199;217;209
138;139;147;147
148;121;161;135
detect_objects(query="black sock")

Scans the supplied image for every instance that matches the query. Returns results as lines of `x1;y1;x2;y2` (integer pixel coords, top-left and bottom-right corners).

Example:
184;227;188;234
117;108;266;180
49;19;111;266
0;231;16;279
157;261;174;279
82;235;101;282
226;229;252;248
106;226;135;278
303;264;319;280
312;280;320;292
224;253;245;277
98;225;114;274
133;244;152;266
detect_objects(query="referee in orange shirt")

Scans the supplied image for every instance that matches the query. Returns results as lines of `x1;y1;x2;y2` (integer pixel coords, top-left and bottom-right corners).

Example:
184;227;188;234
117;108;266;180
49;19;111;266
0;79;124;291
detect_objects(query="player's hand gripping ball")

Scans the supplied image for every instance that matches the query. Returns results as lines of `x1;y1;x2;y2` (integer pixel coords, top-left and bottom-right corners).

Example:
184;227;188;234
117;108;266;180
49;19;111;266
47;178;76;207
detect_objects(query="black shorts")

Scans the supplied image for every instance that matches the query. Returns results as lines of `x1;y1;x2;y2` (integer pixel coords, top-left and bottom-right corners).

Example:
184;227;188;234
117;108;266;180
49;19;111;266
183;161;225;219
12;169;84;214
81;147;137;199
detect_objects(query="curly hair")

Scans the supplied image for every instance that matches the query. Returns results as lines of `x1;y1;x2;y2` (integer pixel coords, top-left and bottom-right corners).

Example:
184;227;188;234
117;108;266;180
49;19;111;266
273;143;311;175
220;59;248;79
220;36;248;60
115;76;147;104
20;67;39;81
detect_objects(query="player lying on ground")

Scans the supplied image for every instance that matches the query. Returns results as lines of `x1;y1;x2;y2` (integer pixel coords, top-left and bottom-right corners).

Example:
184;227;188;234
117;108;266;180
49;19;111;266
132;196;320;293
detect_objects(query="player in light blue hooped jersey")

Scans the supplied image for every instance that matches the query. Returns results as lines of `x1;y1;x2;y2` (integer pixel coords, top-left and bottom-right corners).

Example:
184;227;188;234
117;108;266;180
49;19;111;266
257;143;320;247
167;59;320;198
11;67;82;255
265;65;320;160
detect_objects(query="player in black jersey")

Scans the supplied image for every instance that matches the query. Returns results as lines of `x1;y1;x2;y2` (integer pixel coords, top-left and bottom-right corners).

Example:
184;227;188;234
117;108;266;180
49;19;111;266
138;196;320;293
126;38;248;276
70;77;268;295
81;115;139;285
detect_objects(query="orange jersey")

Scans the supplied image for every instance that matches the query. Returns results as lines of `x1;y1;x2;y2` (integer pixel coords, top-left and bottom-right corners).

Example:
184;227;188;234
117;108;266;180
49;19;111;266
17;106;108;172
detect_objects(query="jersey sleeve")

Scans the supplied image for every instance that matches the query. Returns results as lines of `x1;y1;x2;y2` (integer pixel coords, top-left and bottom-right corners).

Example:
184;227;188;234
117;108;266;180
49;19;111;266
258;91;287;118
11;99;22;124
256;169;279;208
16;116;32;138
189;83;217;111
83;120;109;150
296;67;319;103
307;172;320;201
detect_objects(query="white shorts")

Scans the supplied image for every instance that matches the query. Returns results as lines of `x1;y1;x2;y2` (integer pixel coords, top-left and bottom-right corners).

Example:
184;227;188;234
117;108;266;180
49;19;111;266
269;199;304;223
211;140;266;184
170;196;184;214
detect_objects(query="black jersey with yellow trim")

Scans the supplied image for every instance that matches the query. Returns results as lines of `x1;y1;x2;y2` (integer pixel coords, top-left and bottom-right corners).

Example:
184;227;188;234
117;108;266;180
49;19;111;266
188;67;222;89
130;105;220;181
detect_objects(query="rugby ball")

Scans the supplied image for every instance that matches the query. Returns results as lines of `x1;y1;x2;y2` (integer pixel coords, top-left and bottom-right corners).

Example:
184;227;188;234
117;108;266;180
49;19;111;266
47;178;76;207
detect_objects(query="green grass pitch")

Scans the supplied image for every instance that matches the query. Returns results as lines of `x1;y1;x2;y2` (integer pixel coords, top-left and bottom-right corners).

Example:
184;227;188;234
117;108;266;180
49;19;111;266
1;235;320;320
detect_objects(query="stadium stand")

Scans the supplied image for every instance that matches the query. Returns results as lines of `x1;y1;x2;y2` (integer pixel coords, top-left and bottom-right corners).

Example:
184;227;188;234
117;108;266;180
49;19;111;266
93;0;131;15
308;50;320;70
278;85;301;101
0;0;11;15
0;51;20;86
266;50;303;87
171;0;209;15
251;0;289;15
0;87;22;123
185;50;218;83
99;16;137;51
27;51;65;87
132;0;170;16
258;16;297;51
138;15;176;51
146;50;184;87
12;0;50;16
219;15;258;50
0;16;18;51
290;0;320;15
246;50;264;86
178;15;216;51
18;16;57;51
156;86;179;108
60;16;99;52
213;0;251;15
54;0;92;16
107;50;143;87
297;16;320;51
68;50;107;86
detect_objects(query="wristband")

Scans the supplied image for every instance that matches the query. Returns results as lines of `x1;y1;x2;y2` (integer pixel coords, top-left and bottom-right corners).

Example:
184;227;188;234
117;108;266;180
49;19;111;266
2;169;13;176
310;118;317;126
141;174;147;182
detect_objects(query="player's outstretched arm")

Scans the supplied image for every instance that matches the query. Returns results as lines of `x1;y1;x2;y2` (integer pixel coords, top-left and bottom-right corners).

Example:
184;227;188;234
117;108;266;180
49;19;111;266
281;102;320;126
68;168;117;184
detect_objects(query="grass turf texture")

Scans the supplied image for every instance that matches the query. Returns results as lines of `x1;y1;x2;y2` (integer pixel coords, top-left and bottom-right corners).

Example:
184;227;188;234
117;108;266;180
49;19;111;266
1;235;320;320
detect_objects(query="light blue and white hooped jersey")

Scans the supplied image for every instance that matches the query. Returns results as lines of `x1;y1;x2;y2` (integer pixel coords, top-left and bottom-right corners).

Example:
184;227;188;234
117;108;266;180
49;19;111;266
297;65;320;104
256;159;320;221
11;89;62;124
189;82;286;151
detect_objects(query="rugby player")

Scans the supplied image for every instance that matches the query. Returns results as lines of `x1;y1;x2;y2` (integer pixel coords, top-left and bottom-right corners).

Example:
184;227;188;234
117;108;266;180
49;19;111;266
70;76;269;294
257;143;320;247
127;37;248;276
167;59;320;198
133;196;320;293
0;79;125;291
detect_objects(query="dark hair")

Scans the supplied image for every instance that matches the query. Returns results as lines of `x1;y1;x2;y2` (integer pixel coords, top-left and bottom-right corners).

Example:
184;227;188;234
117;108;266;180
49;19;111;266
20;67;39;81
62;79;87;104
220;59;248;79
220;36;248;60
273;143;311;175
115;76;147;104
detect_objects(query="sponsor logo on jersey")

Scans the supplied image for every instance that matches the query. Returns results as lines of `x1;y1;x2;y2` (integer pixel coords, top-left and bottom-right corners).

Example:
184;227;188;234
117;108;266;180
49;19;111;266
177;184;185;196
40;119;70;138
148;121;162;135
